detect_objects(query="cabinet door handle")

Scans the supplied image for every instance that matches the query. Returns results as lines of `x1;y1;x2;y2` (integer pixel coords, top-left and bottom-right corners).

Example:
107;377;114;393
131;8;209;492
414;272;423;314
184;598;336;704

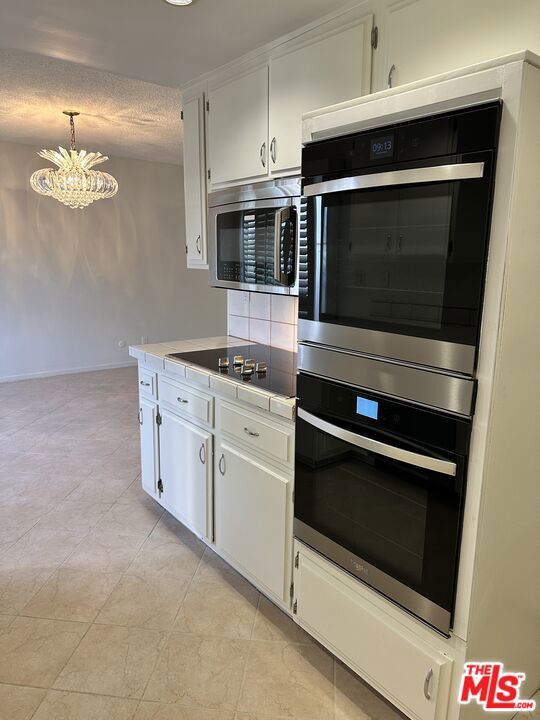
260;142;267;168
199;443;206;465
244;427;260;438
177;397;189;404
218;453;226;475
138;408;143;426
424;668;433;700
388;63;396;88
270;136;277;164
196;235;201;254
140;380;150;387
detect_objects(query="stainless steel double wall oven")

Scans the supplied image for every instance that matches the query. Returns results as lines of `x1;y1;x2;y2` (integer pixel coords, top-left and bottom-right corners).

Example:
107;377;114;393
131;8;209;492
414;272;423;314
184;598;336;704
294;103;501;634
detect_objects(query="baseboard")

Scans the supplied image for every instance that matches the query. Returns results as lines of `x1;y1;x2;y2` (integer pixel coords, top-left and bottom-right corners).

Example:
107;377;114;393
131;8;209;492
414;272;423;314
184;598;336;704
0;359;137;383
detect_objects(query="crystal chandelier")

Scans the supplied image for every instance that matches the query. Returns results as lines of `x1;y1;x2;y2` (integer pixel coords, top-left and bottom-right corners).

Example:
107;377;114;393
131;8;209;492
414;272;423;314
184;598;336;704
30;111;118;209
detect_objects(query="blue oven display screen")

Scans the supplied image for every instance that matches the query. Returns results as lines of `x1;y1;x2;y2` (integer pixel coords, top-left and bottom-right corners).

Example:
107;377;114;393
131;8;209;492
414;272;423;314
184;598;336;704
370;134;394;160
356;396;379;420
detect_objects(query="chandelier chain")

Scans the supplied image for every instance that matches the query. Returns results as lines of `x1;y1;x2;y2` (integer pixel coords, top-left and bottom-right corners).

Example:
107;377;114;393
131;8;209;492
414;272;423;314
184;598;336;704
70;114;76;150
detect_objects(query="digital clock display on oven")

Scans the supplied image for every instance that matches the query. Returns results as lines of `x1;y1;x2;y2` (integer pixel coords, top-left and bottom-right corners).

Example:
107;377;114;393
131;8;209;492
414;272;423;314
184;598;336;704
370;134;394;160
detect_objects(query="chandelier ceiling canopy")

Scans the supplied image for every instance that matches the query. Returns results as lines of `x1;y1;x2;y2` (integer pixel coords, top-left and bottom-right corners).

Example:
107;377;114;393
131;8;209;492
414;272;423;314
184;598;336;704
30;111;118;209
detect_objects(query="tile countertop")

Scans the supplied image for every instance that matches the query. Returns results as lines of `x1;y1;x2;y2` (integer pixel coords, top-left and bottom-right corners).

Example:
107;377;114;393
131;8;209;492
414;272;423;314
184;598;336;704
129;336;295;420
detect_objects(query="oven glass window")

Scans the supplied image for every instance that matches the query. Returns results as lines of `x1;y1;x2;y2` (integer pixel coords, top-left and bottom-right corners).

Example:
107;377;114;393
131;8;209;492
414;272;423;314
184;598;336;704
295;416;461;611
319;183;456;331
217;209;277;285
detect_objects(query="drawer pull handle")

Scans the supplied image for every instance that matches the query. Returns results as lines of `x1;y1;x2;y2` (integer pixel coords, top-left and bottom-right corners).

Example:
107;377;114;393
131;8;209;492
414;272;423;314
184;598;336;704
199;443;206;465
138;408;143;426
218;453;226;475
424;668;433;700
177;397;189;404
140;381;150;387
196;235;201;254
244;427;260;438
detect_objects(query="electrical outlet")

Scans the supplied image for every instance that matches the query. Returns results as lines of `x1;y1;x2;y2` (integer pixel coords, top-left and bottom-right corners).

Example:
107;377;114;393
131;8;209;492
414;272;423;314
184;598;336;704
141;335;148;345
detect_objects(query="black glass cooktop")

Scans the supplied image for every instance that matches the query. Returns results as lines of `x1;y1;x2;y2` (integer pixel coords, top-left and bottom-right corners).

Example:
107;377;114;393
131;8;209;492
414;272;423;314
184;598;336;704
167;344;297;398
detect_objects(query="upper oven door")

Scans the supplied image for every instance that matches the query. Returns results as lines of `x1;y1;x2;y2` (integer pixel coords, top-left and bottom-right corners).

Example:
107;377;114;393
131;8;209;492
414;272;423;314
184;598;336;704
299;150;496;374
208;197;300;295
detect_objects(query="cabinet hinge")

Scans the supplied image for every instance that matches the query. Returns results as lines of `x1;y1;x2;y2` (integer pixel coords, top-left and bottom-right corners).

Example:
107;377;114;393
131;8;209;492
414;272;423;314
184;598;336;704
371;25;378;50
207;168;211;180
289;582;294;599
293;599;298;615
294;551;299;569
206;99;210;112
180;109;184;120
156;412;162;426
185;244;188;255
157;478;164;498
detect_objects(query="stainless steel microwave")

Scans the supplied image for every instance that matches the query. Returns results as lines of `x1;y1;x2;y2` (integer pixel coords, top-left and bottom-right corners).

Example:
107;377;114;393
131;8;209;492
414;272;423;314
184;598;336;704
208;177;303;295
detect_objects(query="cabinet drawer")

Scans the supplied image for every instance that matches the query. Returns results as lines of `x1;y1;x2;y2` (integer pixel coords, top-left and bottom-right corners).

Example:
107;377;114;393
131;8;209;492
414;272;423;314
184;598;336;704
220;403;293;466
160;376;214;427
294;543;452;720
138;368;157;399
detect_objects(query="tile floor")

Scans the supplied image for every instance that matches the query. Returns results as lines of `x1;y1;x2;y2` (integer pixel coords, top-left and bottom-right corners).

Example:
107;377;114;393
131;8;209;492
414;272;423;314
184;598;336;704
0;366;404;720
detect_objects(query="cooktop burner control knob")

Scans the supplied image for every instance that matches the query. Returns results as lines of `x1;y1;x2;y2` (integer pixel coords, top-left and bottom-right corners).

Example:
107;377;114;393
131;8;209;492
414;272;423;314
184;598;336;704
218;357;230;368
233;355;244;366
255;362;268;374
240;365;254;376
244;359;255;368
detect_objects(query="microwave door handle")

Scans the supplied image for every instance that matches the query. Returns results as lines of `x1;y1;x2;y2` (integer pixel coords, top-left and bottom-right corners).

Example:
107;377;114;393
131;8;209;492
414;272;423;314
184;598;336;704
273;206;292;285
303;162;485;197
297;408;457;476
283;205;297;287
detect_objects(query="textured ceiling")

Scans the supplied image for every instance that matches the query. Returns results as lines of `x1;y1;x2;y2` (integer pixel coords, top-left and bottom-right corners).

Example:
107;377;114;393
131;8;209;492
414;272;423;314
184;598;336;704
0;49;183;164
0;0;355;88
0;1;355;165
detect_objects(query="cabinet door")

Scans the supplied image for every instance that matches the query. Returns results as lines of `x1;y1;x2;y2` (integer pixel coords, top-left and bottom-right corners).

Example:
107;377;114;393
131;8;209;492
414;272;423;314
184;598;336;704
379;0;540;90
160;408;212;538
215;441;291;602
139;397;159;499
183;95;208;268
208;65;269;185
269;18;372;174
294;544;453;720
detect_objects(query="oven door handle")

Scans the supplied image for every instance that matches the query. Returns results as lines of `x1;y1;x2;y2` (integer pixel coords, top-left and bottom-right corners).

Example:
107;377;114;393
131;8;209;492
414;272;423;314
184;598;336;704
297;408;457;476
303;162;485;197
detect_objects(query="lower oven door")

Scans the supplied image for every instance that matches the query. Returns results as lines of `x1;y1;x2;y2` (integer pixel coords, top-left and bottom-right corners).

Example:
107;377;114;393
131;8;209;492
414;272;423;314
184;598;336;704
294;404;466;635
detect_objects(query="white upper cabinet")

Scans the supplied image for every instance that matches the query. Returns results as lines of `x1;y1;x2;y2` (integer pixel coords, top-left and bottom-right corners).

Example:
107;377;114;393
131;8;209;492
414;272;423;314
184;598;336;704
378;0;540;90
208;65;269;186
269;17;373;174
183;95;208;268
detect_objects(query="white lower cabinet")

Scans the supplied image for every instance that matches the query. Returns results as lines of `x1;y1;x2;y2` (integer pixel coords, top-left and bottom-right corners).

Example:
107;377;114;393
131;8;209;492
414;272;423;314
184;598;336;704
215;440;292;603
139;396;160;499
159;408;212;539
293;543;453;720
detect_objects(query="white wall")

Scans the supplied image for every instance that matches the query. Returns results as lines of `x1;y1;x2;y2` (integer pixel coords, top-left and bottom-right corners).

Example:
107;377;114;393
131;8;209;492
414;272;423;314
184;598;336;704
0;140;227;381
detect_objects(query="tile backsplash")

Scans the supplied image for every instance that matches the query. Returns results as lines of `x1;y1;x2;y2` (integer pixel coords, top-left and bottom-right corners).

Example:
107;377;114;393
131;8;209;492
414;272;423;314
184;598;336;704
227;291;298;351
